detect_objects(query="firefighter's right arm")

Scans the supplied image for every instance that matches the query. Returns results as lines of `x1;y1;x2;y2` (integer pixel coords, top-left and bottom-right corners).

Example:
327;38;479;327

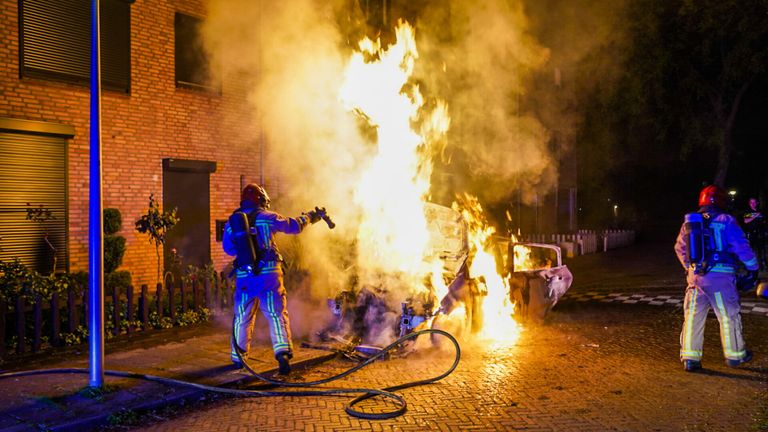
674;225;689;270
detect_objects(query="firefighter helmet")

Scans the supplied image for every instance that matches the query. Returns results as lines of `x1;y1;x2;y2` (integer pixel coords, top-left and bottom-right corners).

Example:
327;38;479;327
241;183;270;208
698;185;728;209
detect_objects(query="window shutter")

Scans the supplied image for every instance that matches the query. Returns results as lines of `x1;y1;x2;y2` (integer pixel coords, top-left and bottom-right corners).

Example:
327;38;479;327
19;0;131;92
0;132;68;273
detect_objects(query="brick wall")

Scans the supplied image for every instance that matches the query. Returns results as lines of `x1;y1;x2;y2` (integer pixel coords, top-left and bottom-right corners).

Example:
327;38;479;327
0;0;262;287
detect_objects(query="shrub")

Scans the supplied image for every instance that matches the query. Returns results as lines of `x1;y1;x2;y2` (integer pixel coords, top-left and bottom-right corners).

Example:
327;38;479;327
104;208;127;273
0;258;30;301
105;270;132;291
103;208;122;236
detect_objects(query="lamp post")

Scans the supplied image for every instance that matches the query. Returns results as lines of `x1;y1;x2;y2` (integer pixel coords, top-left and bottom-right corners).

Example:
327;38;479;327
88;0;105;388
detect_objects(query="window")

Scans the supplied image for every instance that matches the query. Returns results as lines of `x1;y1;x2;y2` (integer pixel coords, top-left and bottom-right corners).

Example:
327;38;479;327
0;119;71;274
175;13;214;90
19;0;131;92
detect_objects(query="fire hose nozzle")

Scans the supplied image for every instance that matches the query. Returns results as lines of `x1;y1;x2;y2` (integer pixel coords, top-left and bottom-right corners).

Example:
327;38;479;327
316;206;336;229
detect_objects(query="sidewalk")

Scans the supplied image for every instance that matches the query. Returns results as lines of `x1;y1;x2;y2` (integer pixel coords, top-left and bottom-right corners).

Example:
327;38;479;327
0;322;336;431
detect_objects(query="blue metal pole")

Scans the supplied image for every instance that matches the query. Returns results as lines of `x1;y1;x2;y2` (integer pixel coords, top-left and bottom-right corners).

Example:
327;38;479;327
88;0;104;388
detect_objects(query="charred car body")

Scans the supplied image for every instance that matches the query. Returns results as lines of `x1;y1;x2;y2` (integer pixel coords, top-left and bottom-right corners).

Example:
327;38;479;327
315;203;574;351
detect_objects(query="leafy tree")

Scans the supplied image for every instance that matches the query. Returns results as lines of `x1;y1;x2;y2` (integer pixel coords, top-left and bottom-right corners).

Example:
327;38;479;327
135;194;178;285
621;0;768;186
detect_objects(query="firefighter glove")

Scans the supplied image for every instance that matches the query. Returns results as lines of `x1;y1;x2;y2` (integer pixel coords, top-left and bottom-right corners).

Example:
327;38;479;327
305;207;325;224
749;269;760;283
737;269;760;292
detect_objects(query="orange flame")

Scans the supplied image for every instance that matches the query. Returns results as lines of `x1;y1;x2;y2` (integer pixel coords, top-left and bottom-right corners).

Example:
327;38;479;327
454;195;521;345
340;21;449;293
340;22;520;346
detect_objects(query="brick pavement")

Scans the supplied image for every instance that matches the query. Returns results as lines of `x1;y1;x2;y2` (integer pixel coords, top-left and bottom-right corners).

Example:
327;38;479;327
130;302;768;432
2;240;767;431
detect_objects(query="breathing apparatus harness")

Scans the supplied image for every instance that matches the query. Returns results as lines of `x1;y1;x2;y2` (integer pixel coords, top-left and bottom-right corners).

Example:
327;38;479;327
683;209;737;275
228;206;282;277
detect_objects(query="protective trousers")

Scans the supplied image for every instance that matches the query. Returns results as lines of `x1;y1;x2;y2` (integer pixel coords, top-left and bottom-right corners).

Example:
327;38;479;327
680;272;747;362
231;271;293;363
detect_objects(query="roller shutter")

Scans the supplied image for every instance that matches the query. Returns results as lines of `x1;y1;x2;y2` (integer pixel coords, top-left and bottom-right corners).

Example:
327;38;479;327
0;132;67;273
19;0;131;92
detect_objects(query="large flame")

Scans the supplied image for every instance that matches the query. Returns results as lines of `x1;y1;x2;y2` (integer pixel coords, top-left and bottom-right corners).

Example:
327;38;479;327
339;21;520;345
340;22;448;291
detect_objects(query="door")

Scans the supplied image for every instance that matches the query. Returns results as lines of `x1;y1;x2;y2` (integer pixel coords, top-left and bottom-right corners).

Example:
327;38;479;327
162;159;216;280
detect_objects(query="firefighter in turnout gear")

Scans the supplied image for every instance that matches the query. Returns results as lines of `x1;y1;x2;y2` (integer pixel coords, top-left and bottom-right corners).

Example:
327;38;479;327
674;185;760;372
222;184;326;374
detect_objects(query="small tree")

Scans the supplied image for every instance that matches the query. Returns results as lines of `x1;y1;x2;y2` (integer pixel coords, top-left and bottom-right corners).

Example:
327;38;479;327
135;194;178;285
26;203;57;275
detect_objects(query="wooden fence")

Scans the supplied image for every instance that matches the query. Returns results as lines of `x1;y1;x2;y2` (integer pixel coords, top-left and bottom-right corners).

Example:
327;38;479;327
0;273;234;359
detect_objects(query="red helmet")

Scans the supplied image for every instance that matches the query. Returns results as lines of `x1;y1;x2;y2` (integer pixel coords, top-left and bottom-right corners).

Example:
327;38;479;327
698;185;727;208
241;183;270;208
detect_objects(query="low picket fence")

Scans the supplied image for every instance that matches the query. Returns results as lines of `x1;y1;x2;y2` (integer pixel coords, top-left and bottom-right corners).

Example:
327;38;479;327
0;273;234;360
519;229;635;257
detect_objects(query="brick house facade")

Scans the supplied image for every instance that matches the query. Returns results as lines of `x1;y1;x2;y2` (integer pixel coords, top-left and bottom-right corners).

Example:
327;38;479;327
0;0;262;286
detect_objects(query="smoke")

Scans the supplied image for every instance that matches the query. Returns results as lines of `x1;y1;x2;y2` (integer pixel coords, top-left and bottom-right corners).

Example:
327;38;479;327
201;0;620;343
415;0;554;204
203;0;369;299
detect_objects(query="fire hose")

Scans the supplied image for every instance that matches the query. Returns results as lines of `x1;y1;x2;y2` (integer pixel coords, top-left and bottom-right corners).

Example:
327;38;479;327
0;328;461;421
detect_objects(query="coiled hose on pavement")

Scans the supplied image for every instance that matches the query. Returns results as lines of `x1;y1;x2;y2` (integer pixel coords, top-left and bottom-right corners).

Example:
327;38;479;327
0;328;460;420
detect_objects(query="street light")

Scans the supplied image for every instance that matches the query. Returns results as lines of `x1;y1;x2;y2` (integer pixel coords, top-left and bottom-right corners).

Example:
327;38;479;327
89;0;105;388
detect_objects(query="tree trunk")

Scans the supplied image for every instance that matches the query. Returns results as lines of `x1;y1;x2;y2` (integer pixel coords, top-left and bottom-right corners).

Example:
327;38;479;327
155;245;161;287
713;80;751;187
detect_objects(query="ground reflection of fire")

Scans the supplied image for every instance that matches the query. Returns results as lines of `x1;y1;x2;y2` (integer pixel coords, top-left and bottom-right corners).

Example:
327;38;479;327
339;21;525;346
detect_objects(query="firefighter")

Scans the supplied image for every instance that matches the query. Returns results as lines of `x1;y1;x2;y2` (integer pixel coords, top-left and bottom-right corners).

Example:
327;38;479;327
222;184;324;374
674;185;760;372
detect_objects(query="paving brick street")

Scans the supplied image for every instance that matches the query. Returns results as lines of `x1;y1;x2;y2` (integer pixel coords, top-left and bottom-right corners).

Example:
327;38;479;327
3;240;767;431
110;239;768;431
130;297;768;431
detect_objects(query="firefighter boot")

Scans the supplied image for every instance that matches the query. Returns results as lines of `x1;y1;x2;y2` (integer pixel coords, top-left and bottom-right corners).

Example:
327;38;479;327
726;350;753;368
276;352;292;375
683;360;702;372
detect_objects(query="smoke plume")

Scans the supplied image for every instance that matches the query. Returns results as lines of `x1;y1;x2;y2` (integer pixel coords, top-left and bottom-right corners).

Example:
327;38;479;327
416;0;554;204
201;0;623;340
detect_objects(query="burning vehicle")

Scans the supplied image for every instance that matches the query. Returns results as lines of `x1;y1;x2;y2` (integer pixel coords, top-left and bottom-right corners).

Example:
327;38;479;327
315;202;574;353
308;21;572;355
